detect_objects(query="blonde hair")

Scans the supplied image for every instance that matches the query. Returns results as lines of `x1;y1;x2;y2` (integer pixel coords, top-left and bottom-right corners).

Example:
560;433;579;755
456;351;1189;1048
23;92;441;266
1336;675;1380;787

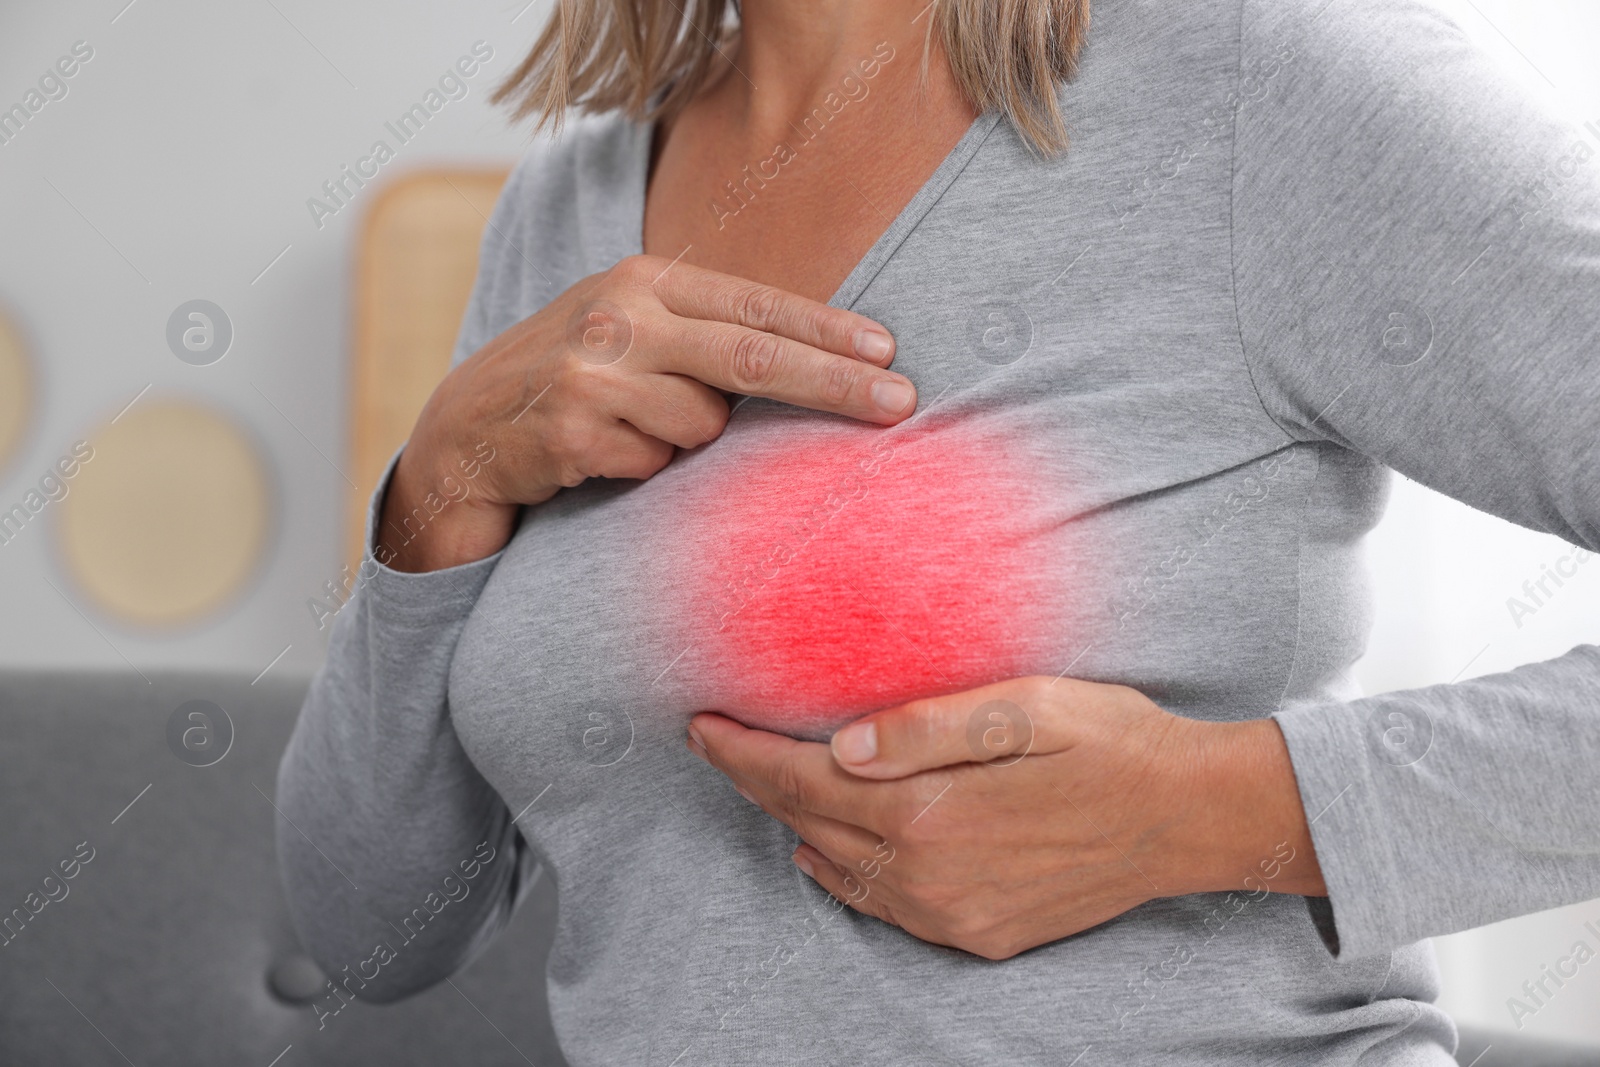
491;0;1091;157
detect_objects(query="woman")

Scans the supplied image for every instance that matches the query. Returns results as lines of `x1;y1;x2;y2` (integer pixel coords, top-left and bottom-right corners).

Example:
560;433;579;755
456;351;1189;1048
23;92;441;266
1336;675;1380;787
276;0;1600;1062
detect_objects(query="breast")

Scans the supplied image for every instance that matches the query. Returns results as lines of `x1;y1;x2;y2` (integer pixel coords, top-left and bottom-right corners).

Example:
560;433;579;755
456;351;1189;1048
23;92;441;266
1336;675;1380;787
650;405;1071;737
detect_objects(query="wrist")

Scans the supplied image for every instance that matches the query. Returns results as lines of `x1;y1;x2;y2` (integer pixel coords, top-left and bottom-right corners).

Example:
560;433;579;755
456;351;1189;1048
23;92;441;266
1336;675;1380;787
1162;717;1327;898
376;444;518;573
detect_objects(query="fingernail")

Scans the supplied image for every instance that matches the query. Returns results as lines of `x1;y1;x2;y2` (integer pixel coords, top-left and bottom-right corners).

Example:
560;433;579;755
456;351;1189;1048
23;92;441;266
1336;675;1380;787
854;329;894;363
687;725;706;755
871;379;915;416
736;785;758;805
793;851;815;878
832;722;878;765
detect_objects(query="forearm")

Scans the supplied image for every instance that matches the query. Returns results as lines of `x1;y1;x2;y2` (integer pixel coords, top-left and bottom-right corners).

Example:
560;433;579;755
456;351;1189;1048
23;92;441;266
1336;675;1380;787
1170;717;1327;898
377;436;520;575
277;644;522;1003
275;458;522;1001
1273;648;1600;959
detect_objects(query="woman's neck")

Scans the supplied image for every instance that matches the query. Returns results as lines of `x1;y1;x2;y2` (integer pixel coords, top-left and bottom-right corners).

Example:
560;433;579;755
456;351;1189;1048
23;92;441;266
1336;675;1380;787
715;0;951;143
643;0;976;303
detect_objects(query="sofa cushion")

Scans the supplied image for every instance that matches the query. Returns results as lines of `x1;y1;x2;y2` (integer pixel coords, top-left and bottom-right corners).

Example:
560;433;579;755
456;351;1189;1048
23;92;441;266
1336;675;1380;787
0;670;566;1066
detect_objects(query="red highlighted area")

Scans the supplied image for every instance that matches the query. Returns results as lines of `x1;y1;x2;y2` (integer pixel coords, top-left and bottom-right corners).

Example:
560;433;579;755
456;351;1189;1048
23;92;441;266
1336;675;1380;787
673;417;1060;734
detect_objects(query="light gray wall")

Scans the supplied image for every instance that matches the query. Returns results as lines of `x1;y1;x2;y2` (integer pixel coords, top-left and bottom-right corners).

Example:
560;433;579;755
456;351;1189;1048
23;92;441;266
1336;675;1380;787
0;0;548;679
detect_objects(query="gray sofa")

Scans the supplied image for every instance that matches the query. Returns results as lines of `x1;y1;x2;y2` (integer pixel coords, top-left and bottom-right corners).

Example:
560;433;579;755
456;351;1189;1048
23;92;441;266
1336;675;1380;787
0;671;566;1065
2;671;1596;1065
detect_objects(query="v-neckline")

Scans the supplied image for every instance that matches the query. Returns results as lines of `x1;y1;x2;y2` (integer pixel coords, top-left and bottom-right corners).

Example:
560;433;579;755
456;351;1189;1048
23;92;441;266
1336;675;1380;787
617;108;1002;312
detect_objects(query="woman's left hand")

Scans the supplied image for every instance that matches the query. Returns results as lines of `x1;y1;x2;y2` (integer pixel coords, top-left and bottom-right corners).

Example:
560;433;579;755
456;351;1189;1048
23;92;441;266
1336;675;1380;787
688;675;1327;960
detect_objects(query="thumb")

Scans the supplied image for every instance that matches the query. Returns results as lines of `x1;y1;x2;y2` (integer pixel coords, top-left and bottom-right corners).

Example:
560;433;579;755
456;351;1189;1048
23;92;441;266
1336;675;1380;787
829;680;1052;780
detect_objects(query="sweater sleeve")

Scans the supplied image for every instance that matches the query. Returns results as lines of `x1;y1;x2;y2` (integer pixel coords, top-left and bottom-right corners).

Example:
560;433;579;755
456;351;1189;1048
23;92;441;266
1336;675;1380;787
274;453;529;1003
274;157;546;1003
1232;0;1600;958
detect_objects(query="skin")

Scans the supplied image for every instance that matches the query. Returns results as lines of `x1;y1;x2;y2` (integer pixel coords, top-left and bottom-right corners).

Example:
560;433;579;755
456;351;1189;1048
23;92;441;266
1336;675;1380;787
386;0;1329;958
642;3;979;302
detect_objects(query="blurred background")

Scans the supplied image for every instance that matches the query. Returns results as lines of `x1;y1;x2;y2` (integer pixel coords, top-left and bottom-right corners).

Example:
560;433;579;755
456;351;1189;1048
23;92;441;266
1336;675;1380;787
1;0;1598;1059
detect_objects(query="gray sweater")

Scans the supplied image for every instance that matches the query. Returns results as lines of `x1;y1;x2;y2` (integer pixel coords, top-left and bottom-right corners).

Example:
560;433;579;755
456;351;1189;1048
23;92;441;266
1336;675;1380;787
276;0;1600;1062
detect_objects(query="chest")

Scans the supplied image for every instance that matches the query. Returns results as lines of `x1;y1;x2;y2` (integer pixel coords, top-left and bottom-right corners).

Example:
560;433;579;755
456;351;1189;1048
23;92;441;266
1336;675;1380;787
639;78;977;304
450;148;1306;759
445;24;1370;802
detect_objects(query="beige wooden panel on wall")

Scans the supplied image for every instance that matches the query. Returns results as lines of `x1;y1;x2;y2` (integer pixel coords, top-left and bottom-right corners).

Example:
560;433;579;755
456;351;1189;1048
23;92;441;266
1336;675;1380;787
348;168;510;572
0;306;32;476
59;399;272;627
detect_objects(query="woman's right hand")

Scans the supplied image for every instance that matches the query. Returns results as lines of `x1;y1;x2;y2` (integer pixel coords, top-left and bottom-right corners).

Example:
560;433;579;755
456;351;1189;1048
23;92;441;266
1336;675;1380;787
377;254;915;573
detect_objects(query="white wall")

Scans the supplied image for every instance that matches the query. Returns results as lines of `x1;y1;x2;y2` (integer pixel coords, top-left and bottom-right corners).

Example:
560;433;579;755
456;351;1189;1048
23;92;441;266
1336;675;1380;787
0;0;547;678
1;0;1597;1047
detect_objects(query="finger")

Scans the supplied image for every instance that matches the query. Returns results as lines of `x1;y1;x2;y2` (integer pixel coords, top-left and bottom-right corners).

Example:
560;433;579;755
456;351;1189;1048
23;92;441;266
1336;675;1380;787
829;676;1074;780
607;373;731;450
689;713;891;831
758;803;887;872
648;317;917;425
797;822;900;886
584;421;676;482
792;844;902;929
637;309;913;421
797;846;990;957
648;261;897;367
